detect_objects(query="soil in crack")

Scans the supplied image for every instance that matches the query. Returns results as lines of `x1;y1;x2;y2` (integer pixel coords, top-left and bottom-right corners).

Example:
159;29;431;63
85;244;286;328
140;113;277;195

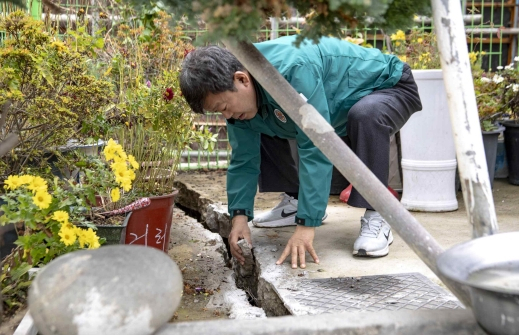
167;208;228;323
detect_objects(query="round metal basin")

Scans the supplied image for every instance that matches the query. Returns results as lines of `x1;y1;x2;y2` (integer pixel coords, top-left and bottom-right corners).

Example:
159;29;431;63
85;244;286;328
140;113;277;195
437;232;519;335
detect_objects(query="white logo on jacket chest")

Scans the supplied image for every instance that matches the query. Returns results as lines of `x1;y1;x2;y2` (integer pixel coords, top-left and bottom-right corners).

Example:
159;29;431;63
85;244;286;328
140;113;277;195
274;109;287;123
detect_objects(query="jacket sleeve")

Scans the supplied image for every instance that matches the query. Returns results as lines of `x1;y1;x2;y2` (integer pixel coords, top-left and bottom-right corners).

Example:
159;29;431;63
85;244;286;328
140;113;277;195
289;63;333;227
226;120;261;221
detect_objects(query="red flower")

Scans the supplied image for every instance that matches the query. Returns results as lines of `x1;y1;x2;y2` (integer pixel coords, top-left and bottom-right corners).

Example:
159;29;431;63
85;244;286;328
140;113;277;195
163;88;174;101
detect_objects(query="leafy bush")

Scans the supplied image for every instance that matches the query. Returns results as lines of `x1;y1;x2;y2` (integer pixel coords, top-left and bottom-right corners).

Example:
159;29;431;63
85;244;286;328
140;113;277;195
0;11;113;177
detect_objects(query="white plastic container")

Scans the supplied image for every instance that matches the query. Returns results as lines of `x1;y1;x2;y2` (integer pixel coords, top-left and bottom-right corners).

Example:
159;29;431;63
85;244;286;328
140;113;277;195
399;69;458;212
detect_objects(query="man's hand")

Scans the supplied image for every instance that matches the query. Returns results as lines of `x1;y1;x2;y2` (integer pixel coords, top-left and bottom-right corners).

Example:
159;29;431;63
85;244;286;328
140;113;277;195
228;215;252;265
276;225;319;269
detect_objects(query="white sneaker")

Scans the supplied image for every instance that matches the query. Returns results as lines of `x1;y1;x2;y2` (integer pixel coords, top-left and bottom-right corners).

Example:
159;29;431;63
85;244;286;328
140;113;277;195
353;214;393;257
252;193;328;228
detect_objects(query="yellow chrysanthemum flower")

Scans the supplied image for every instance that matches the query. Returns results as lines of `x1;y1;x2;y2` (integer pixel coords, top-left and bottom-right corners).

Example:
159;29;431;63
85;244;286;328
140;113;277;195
468;51;478;65
390;30;406;42
120;178;132;192
4;175;21;190
62;221;74;230
115;150;127;161
127;169;136;181
105;138;118;148
76;228;87;248
19;175;34;185
417;38;423;44
59;226;77;246
103;139;121;160
50;41;66;52
128;155;139;170
33;190;52;209
82;228;101;249
398;55;407;63
114;168;131;184
89;237;101;249
52;210;69;223
103;145;118;161
110;188;121;202
111;161;127;172
27;176;48;193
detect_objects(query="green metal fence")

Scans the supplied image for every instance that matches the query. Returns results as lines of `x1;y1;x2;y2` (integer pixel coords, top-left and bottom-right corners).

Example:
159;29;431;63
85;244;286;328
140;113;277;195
2;0;519;170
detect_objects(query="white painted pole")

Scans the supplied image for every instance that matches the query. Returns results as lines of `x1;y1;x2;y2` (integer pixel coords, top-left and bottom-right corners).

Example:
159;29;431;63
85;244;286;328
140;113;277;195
431;0;499;238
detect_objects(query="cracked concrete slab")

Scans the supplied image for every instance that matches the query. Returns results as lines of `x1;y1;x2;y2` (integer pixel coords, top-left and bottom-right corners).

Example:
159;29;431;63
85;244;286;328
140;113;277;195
174;171;519;317
168;207;265;321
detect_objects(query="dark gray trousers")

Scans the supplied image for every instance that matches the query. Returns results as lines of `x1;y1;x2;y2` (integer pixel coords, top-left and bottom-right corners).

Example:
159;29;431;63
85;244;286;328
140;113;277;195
258;64;422;210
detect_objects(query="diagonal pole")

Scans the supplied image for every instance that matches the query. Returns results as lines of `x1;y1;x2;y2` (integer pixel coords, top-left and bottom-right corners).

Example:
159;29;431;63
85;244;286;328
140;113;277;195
431;0;499;238
223;39;470;306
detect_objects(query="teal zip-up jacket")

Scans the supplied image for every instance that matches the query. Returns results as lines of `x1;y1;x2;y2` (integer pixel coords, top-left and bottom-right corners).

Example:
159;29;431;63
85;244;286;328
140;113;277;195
227;35;403;227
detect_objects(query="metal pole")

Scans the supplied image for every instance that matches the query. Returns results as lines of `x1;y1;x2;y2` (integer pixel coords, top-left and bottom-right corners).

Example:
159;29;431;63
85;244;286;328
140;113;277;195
431;0;499;238
270;17;279;40
223;39;471;306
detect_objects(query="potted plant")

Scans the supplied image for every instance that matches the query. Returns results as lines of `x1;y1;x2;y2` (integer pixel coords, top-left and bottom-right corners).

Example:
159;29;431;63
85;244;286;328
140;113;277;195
472;56;506;188
389;28;458;212
114;74;216;252
0;11;113;179
481;59;519;185
55;138;141;244
95;11;216;252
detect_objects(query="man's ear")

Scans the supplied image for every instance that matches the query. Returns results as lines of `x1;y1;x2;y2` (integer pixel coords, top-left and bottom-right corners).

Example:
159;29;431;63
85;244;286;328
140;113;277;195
234;71;251;87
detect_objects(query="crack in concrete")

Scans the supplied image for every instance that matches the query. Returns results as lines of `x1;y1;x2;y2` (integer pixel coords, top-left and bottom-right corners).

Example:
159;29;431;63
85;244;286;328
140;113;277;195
174;179;290;317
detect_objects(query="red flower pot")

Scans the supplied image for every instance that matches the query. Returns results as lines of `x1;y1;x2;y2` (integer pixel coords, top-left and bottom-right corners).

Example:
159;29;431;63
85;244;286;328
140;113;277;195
124;191;178;252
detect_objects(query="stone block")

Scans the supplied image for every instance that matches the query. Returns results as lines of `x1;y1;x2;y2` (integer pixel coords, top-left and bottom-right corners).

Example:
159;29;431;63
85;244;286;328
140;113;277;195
29;245;183;335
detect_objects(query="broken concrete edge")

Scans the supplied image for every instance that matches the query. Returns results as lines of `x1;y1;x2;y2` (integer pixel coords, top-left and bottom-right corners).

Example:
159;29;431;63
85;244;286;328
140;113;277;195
195;223;265;319
207;270;266;319
174;180;232;238
253;244;318;316
174;180;273;319
174;179;296;316
154;308;487;335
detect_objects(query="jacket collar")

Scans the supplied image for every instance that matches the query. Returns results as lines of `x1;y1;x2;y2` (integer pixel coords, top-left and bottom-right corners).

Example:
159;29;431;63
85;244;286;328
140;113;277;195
251;75;269;120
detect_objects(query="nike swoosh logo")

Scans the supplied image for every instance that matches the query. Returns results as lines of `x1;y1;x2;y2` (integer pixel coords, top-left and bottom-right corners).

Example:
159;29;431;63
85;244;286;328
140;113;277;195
384;231;390;240
281;209;297;217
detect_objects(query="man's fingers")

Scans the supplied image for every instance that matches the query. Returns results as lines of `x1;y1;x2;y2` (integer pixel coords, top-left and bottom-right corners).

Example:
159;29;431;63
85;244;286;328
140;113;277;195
307;245;319;264
229;235;243;255
291;246;298;269
276;245;290;265
229;233;245;264
298;246;306;269
230;243;245;264
243;232;253;248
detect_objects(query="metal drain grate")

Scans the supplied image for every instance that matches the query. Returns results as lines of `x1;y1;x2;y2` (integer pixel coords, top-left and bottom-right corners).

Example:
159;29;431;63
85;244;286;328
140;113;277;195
288;273;462;313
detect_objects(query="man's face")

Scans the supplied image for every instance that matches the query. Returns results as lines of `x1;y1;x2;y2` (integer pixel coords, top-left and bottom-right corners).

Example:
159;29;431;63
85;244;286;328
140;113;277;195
203;71;258;120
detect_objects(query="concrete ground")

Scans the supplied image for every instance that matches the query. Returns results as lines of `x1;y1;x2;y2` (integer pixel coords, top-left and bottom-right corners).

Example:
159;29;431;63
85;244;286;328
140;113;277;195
175;170;519;296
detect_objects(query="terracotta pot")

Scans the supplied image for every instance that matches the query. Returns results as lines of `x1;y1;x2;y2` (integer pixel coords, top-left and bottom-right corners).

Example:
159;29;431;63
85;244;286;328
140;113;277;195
124;191;178;252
